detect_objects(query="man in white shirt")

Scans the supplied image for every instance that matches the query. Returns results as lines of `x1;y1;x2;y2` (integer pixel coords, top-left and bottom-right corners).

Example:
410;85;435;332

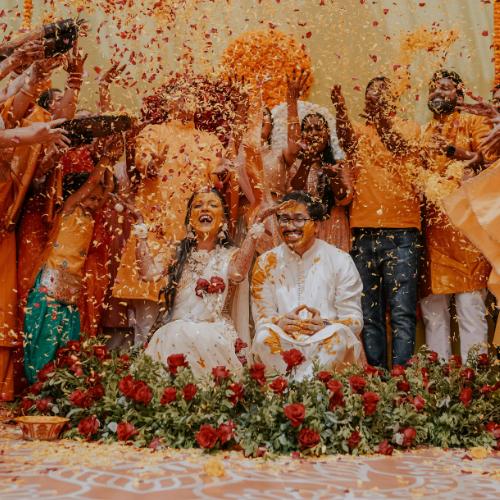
251;191;364;379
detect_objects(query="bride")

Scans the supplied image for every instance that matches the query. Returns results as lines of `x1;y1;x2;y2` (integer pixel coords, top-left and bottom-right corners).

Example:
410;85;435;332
131;187;275;376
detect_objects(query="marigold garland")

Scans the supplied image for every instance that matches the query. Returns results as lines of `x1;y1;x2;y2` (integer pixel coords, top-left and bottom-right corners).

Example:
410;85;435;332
495;0;500;85
22;0;34;30
220;30;313;108
16;338;500;457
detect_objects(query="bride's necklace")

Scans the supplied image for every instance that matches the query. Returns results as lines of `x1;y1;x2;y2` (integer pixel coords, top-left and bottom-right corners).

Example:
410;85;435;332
187;246;225;277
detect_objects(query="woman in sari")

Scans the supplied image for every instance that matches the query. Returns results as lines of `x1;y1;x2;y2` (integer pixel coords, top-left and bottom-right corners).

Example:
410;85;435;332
132;187;277;377
23;137;121;383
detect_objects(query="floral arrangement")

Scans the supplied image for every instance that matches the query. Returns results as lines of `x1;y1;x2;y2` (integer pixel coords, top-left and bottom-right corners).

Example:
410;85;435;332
220;30;313;108
18;338;499;457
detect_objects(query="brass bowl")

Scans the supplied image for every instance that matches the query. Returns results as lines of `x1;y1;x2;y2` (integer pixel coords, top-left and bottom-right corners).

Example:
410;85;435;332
15;416;69;441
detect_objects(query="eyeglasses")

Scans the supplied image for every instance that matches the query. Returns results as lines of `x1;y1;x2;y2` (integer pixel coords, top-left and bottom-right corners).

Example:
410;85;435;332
276;215;311;227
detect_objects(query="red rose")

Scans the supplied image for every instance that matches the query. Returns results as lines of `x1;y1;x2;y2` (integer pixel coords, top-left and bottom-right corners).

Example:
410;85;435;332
486;422;500;439
183;383;197;402
327;379;343;393
249;363;266;385
35;397;52;413
118;374;136;398
208;276;226;294
161;387;177;405
65;340;82;352
348;430;361;449
413;395;426;412
281;349;305;371
364;365;381;377
133;381;153;405
269;376;288;394
421;367;430;388
229;382;245;405
329;391;345;410
212;365;231;384
29;382;44;395
480;385;495;395
93;345;109;361
284;403;305;428
397;380;410;392
234;338;248;354
117;421;138;441
391;365;406;377
348;375;366;394
459;387;473;407
460;368;475;382
119;354;131;366
195;278;210;297
21;397;34;412
327;379;345;410
402;427;416;447
88;384;105;401
217;421;235;445
427;351;439;363
37;361;56;382
298;428;321;449
195;424;219;449
78;415;100;438
317;371;332;383
449;355;462;368
362;391;380;416
477;353;490;367
167;353;189;375
378;439;394;455
69;389;94;408
69;362;84;377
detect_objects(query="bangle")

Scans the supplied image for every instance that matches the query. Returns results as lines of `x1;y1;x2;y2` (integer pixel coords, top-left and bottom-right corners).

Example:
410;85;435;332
248;222;266;240
132;222;148;240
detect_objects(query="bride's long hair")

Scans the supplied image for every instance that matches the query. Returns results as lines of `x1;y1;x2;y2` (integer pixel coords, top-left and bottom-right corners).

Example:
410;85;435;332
161;188;233;318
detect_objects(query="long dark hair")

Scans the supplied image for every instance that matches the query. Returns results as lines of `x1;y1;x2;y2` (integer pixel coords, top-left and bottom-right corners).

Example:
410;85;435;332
160;188;233;319
300;112;336;213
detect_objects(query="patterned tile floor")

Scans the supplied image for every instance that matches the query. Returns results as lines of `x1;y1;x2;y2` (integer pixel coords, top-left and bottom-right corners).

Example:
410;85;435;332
0;422;499;499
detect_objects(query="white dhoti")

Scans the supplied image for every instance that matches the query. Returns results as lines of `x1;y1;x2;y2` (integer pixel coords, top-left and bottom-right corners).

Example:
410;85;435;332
253;322;363;380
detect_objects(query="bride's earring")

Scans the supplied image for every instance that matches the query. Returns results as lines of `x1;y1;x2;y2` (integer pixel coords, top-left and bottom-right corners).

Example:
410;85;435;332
218;222;228;241
187;224;196;240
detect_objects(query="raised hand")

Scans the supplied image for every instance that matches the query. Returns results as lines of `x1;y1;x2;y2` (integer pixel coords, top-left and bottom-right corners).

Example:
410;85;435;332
286;69;310;103
479;124;500;157
457;101;499;120
11;40;44;69
330;84;346;110
98;61;127;86
64;43;88;76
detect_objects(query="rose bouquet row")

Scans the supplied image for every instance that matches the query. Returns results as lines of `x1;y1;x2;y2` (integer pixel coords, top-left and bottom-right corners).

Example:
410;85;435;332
18;338;499;457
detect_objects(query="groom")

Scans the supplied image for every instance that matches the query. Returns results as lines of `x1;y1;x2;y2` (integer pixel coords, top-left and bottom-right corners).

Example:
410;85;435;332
251;191;364;379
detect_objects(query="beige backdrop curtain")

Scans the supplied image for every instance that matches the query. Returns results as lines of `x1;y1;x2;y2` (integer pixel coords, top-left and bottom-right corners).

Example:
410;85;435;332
3;1;493;122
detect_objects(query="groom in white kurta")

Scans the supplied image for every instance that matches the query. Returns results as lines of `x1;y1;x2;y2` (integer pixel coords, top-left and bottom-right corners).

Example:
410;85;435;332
251;191;364;379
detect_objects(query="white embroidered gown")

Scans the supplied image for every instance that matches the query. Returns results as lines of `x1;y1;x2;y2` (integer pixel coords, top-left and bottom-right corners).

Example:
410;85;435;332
145;246;249;377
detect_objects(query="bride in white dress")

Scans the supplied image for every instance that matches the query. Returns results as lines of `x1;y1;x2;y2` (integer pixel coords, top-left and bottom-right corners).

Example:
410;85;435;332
132;188;276;377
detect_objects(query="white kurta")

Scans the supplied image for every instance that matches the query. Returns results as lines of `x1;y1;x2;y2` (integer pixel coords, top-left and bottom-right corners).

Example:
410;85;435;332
251;239;364;379
145;246;248;378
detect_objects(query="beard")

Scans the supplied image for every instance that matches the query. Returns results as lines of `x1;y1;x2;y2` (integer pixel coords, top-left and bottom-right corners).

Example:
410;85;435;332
428;97;457;115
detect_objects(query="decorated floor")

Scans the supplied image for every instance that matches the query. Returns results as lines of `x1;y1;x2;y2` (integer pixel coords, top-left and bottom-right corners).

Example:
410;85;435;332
0;422;498;499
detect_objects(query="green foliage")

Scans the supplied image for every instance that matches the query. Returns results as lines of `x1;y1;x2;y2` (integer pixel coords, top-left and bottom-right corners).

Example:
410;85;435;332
18;339;500;457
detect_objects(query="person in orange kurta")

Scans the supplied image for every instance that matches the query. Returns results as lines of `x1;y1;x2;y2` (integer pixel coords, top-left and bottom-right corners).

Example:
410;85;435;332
331;78;422;369
420;70;492;361
113;90;225;345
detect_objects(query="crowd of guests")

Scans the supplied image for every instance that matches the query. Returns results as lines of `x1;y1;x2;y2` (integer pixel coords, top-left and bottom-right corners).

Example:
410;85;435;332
1;18;499;401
